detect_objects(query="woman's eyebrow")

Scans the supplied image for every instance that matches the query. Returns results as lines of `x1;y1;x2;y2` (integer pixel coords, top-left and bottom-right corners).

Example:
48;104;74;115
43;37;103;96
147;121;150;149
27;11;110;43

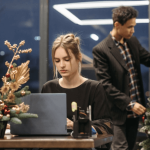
54;56;69;59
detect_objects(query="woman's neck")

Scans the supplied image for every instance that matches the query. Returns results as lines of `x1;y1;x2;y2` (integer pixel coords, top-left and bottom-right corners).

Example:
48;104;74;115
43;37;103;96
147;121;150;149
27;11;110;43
59;72;87;89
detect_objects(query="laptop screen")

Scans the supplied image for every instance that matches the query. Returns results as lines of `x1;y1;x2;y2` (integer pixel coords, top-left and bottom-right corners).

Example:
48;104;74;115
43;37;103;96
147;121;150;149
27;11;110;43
10;93;67;135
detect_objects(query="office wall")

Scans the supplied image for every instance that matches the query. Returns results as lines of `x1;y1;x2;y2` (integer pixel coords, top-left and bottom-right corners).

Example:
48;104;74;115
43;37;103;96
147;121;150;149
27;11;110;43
0;0;39;93
0;0;149;96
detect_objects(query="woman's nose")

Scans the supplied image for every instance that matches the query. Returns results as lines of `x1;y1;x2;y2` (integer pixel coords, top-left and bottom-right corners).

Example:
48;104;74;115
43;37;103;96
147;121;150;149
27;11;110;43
60;60;65;67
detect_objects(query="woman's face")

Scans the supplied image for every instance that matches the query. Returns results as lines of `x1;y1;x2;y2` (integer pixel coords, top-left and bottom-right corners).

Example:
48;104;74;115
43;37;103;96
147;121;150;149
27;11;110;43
54;47;80;78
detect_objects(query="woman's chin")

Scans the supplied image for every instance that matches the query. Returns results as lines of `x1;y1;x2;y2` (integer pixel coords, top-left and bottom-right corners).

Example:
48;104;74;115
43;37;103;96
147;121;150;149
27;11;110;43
60;74;70;77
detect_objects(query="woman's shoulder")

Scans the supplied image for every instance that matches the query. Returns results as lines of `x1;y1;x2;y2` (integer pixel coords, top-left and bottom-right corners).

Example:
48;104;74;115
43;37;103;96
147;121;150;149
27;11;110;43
43;79;59;87
81;79;104;93
85;79;102;88
41;79;59;93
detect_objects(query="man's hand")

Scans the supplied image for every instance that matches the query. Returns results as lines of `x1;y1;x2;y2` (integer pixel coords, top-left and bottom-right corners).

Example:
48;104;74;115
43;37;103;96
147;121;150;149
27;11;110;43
131;102;146;115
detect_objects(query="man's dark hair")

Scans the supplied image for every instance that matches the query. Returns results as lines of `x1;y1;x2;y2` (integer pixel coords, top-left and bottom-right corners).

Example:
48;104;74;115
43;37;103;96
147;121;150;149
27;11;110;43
112;6;138;26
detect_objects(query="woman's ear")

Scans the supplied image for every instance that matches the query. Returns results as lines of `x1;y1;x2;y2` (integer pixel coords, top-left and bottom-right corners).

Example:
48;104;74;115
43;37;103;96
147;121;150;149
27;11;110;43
79;52;82;62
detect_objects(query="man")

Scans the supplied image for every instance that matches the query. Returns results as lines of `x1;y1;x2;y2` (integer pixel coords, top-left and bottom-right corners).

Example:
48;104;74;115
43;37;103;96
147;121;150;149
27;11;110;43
92;6;149;150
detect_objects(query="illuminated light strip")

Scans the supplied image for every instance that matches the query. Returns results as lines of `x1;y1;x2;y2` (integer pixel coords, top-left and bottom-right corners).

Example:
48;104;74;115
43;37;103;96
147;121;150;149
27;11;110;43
54;1;149;9
80;19;149;25
53;1;149;25
136;19;149;23
53;6;82;25
82;53;93;63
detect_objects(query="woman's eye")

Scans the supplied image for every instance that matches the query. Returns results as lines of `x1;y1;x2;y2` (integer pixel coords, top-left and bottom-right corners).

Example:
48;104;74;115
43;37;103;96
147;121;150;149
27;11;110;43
65;59;70;61
55;60;60;63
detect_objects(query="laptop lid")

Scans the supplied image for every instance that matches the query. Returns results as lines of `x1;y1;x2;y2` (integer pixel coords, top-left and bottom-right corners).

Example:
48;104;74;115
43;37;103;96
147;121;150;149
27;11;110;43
10;93;67;135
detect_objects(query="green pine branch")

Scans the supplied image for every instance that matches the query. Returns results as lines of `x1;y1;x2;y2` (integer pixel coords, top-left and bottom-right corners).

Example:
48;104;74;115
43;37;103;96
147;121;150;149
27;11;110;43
144;119;150;125
18;113;38;119
146;112;150;117
10;117;22;124
12;63;17;67
139;139;150;146
147;108;150;112
0;122;5;130
139;125;150;133
9;109;17;116
15;97;22;104
14;86;30;98
0;116;10;121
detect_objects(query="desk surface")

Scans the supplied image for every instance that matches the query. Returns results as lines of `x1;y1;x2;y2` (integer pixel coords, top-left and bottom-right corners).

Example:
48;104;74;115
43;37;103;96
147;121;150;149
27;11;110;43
0;134;113;148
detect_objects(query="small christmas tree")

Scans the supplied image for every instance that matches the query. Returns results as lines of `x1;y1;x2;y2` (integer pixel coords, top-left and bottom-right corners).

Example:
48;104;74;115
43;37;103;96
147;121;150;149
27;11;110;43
0;40;38;131
139;98;150;150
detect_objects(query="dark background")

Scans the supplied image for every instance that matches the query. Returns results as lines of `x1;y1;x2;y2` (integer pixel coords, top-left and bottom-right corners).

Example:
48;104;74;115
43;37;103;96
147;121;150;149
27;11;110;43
0;0;149;100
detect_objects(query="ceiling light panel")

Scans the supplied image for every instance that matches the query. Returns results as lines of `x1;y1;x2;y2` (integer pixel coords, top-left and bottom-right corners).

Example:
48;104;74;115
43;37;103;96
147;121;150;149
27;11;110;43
53;1;149;25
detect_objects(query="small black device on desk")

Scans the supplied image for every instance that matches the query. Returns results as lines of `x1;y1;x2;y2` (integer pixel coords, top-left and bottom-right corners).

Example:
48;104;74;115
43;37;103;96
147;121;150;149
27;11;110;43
72;104;92;138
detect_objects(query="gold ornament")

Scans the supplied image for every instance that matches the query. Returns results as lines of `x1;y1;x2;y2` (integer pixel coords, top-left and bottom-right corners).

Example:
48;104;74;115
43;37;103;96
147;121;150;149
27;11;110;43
12;44;17;48
14;55;20;60
0;114;3;119
7;93;15;102
0;100;5;111
20;90;26;96
1;40;32;115
2;76;7;83
10;69;17;80
19;40;25;46
19;102;29;113
5;61;10;67
16;108;20;114
0;85;9;94
14;61;30;85
12;105;20;114
10;82;20;91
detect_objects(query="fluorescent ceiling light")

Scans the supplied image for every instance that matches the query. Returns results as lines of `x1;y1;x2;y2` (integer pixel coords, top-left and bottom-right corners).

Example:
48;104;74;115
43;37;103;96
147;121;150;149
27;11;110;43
34;36;41;41
0;51;5;56
53;1;149;25
90;34;99;41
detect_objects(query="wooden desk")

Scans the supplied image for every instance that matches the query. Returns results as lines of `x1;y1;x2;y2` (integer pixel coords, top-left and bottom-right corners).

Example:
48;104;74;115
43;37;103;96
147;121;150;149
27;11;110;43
0;134;113;148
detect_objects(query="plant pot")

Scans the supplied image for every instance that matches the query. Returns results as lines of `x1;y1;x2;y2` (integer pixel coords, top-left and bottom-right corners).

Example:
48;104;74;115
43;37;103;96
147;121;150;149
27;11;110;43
0;121;7;138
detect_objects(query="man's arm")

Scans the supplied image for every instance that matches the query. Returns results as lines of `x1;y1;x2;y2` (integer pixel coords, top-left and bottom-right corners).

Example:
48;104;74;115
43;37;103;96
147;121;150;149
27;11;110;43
135;37;150;66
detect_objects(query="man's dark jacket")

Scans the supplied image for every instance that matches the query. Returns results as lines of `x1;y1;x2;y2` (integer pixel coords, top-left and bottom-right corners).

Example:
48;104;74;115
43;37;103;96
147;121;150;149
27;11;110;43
92;34;150;125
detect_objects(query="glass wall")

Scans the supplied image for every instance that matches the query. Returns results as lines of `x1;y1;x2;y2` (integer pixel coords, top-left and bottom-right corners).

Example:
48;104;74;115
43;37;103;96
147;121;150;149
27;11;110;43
0;0;149;94
0;0;39;93
49;0;149;98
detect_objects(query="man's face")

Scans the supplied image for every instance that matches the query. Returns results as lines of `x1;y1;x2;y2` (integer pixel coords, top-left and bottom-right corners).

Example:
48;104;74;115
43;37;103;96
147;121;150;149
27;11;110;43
117;18;136;39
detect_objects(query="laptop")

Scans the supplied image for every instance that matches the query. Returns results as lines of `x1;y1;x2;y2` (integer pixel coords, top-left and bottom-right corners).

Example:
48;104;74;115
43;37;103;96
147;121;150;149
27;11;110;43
10;93;68;135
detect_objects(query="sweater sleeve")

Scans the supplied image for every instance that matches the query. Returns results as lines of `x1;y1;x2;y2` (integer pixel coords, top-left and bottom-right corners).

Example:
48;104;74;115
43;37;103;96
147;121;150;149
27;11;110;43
92;119;113;134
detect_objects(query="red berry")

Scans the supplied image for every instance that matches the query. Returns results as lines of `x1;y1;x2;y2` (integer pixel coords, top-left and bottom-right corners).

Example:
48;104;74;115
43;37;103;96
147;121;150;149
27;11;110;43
5;73;10;78
142;115;145;123
4;105;8;108
10;65;13;68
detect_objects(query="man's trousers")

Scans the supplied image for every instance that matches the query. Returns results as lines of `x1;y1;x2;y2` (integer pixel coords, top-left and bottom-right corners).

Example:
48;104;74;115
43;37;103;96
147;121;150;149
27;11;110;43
111;117;139;150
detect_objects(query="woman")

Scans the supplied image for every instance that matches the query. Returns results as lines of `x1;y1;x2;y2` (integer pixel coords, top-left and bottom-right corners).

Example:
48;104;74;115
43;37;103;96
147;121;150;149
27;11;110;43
41;33;112;143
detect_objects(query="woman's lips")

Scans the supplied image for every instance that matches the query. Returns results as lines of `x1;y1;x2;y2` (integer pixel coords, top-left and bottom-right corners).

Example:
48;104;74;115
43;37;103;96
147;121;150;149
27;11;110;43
60;70;67;73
